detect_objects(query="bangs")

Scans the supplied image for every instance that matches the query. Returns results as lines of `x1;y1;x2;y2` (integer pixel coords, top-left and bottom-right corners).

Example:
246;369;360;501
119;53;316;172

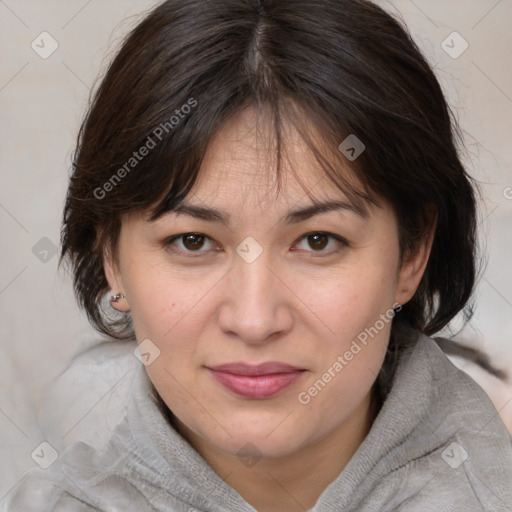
147;98;377;223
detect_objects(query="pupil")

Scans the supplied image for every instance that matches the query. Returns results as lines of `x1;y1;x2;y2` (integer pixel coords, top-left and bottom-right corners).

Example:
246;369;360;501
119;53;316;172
184;234;204;250
308;234;327;250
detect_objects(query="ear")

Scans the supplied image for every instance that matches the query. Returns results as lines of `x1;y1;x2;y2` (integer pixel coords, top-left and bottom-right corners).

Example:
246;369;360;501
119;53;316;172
104;247;130;312
394;226;435;307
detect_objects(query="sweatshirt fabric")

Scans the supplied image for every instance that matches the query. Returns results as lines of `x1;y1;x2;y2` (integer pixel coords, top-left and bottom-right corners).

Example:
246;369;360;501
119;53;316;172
2;331;512;511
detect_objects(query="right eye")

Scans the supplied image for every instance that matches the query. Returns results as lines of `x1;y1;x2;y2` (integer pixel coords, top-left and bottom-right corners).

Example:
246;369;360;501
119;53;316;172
163;233;220;256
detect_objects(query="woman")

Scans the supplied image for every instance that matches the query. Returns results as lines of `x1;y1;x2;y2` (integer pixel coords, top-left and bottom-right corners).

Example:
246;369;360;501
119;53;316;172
3;0;511;510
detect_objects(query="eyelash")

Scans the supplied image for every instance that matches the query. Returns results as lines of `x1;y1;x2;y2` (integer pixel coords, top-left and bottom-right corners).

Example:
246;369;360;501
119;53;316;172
163;232;348;258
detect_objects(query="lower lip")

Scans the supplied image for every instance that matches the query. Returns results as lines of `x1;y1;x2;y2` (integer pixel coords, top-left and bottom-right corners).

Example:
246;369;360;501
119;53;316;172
208;370;304;399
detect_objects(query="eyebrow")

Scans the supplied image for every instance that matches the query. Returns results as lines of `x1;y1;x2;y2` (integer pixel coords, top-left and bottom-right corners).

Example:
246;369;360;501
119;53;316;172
170;199;368;225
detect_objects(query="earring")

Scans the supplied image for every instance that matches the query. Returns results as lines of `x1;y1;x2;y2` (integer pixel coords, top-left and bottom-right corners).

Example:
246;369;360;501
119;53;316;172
110;292;126;304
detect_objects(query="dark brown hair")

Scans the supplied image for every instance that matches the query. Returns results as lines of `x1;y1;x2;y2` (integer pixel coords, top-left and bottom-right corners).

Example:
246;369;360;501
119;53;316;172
61;0;478;347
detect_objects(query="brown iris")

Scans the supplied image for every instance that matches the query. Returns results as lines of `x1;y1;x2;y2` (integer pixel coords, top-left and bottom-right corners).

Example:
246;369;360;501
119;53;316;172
307;234;328;251
182;234;205;251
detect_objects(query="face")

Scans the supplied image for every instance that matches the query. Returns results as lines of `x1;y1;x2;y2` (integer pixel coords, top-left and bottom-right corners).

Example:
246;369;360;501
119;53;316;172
106;107;429;462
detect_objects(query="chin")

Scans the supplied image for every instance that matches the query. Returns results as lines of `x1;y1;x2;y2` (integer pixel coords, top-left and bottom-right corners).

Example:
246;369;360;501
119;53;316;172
203;410;311;458
217;430;305;460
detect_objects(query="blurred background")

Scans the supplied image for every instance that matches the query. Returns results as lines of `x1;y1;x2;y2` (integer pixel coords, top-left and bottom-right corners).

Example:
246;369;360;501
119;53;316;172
1;0;511;501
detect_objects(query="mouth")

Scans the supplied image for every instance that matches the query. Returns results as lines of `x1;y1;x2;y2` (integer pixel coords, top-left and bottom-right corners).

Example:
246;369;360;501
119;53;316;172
205;362;306;399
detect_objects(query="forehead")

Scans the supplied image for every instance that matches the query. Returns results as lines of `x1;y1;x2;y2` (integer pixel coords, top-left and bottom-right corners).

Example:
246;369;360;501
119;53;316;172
189;106;363;208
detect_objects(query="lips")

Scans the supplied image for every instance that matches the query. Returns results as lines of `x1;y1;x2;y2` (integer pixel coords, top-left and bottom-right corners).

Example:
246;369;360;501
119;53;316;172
206;362;306;399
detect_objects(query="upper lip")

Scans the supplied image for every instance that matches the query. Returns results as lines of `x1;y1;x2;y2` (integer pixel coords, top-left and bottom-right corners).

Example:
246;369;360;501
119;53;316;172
207;362;305;376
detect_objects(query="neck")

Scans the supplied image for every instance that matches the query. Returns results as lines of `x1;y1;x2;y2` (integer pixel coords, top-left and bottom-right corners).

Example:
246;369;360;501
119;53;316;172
173;387;378;512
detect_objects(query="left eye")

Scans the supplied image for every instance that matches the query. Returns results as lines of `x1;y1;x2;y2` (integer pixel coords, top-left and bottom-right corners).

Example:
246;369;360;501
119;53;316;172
293;232;347;254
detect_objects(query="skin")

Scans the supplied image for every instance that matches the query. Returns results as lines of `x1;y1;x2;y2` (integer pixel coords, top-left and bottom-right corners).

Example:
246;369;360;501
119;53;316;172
106;107;432;511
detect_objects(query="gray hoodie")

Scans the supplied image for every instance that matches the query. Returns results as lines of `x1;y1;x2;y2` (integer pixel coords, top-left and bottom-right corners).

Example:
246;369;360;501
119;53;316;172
2;332;512;511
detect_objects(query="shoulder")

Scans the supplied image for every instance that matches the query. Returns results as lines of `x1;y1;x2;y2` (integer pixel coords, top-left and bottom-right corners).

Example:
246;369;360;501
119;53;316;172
0;466;86;512
404;335;512;508
1;438;146;512
1;441;97;511
362;332;512;510
40;340;137;450
413;335;511;448
447;351;512;435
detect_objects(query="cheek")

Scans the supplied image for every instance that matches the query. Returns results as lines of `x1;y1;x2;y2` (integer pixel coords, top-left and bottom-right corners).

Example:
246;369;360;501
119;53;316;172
125;265;215;409
124;259;221;342
290;258;398;344
294;265;395;432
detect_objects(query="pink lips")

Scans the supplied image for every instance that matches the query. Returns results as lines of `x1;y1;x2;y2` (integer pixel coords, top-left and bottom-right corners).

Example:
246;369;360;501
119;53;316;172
206;362;306;399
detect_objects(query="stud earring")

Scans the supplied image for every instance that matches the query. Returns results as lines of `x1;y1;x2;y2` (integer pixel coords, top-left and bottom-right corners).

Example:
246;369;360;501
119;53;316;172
110;292;126;304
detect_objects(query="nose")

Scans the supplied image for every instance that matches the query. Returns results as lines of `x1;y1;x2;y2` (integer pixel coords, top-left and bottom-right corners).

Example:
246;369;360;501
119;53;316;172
216;253;294;345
